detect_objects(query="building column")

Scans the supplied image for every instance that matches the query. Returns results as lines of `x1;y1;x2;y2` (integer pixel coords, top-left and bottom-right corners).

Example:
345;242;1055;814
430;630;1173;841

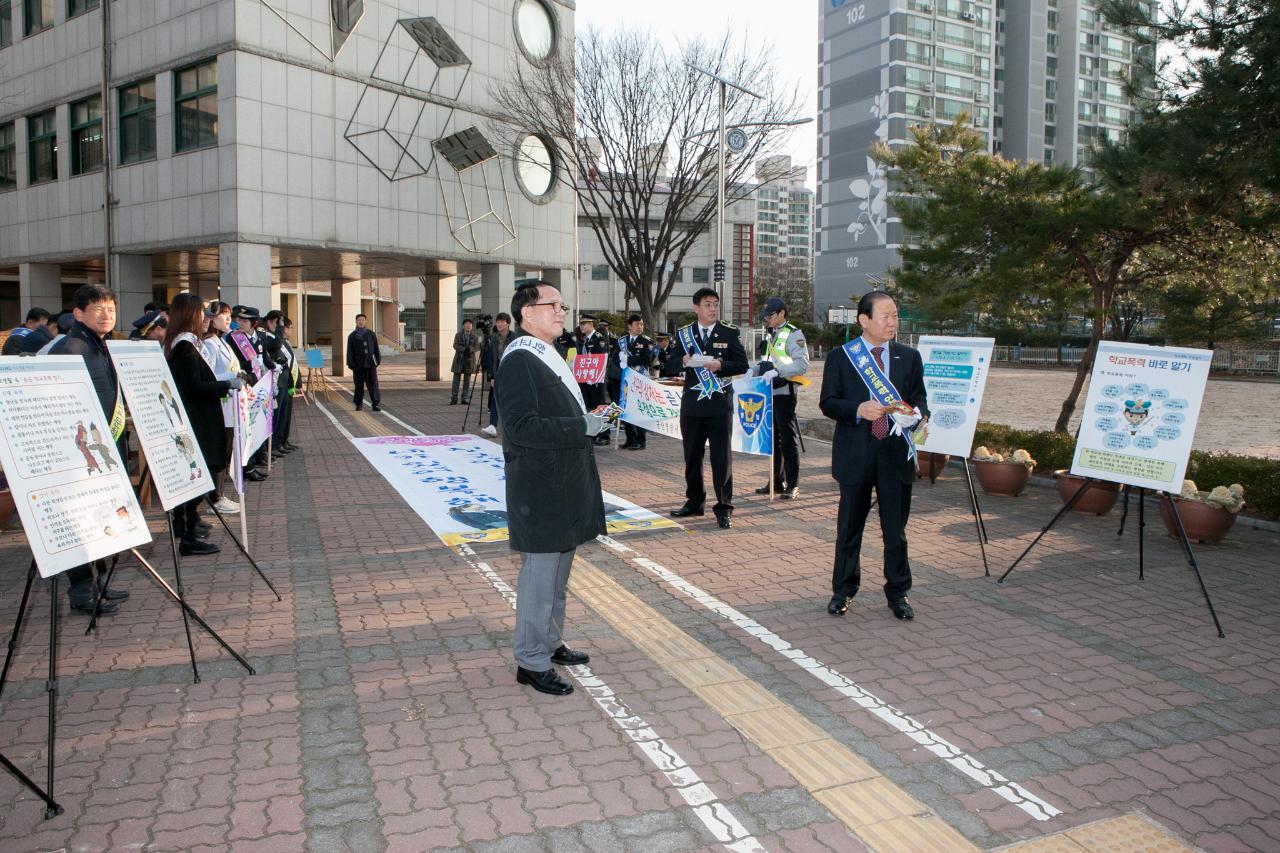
329;279;360;377
111;254;154;332
423;275;457;381
19;264;62;313
217;242;272;312
480;262;514;321
378;300;399;345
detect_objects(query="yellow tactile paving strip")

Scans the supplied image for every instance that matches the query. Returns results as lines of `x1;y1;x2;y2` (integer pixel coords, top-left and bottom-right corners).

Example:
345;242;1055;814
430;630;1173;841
997;814;1196;852
568;557;980;853
322;382;396;437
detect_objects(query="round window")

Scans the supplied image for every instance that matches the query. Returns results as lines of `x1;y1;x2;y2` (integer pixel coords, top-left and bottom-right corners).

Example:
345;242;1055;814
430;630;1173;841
516;135;556;200
514;0;556;62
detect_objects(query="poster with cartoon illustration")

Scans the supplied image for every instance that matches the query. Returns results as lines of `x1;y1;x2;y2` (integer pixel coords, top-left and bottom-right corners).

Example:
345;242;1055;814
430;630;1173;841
1070;342;1212;492
108;341;214;511
0;356;150;577
915;337;996;458
237;371;275;461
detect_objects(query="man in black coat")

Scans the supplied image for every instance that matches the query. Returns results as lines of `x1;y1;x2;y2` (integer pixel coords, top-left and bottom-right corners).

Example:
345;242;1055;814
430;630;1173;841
4;306;52;355
346;313;382;411
663;288;749;529
612;314;655;450
819;292;929;621
497;281;607;697
48;285;131;615
262;310;297;456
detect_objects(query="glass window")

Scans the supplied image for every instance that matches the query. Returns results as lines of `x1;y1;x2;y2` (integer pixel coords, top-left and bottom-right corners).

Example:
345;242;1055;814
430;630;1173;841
1045;126;1056;145
1100;104;1127;124
936;46;973;72
67;0;97;18
1045;102;1056;123
118;78;157;164
1;1;12;47
1046;56;1057;77
23;0;51;34
175;60;218;152
975;57;991;77
904;66;932;91
516;134;554;198
1101;58;1126;79
904;13;933;38
590;264;609;281
1044;148;1055;164
692;267;709;284
936;72;974;98
905;93;932;117
936;21;974;47
935;97;967;120
27;109;56;184
0;123;15;190
71;95;103;175
1045;79;1057;99
1099;81;1126;103
903;40;932;65
1101;35;1129;58
515;0;556;61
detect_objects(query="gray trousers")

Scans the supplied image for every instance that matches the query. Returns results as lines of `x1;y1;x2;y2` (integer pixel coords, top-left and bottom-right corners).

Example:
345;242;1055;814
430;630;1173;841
513;549;576;670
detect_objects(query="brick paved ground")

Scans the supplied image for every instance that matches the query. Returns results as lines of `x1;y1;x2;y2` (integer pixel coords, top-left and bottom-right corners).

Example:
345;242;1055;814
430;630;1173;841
0;354;1277;852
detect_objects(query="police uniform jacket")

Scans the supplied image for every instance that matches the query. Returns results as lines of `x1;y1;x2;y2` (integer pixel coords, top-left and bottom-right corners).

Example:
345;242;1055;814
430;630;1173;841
662;322;749;416
755;323;810;396
610;333;654;380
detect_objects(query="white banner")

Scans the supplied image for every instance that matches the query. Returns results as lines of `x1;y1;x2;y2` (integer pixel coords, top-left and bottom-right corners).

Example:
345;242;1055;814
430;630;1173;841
108;341;213;511
915;336;995;458
730;376;773;457
0;356;151;577
237;372;275;461
351;434;680;547
1070;342;1211;492
618;368;683;438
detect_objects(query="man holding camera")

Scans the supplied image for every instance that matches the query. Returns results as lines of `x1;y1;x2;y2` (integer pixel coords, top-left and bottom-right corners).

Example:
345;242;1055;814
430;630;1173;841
481;313;513;436
450;318;481;405
752;297;810;499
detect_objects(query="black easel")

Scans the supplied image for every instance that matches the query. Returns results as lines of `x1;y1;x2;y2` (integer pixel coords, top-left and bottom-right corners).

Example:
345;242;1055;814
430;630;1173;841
205;497;281;601
998;477;1225;637
0;562;63;818
961;459;992;576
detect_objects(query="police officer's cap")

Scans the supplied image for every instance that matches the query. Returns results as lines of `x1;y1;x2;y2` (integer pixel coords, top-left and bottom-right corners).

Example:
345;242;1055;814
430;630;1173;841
234;305;262;320
761;297;787;320
579;313;596;323
132;310;167;335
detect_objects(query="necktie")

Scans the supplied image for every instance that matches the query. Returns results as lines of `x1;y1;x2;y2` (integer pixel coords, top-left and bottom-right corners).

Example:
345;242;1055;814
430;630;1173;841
871;346;890;440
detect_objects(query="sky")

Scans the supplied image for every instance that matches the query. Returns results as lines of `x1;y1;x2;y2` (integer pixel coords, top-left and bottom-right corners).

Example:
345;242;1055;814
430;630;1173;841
573;0;821;188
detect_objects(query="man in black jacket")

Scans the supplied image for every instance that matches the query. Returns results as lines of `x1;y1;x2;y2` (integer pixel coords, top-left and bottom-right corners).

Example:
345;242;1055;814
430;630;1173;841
613;314;655;450
262;310;296;456
346;313;382;411
574;316;610;446
4;307;52;355
497;281;607;697
819;292;929;621
480;313;513;437
48;285;131;615
663;288;749;529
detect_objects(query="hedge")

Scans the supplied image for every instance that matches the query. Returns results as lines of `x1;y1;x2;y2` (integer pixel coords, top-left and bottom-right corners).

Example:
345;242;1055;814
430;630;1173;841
970;423;1280;521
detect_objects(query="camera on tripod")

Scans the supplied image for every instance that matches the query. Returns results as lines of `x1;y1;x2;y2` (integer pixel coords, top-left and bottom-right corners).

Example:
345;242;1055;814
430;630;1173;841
473;314;494;336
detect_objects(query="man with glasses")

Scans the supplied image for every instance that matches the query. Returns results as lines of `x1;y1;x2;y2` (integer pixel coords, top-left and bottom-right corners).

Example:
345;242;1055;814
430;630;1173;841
49;285;132;616
497;281;607;697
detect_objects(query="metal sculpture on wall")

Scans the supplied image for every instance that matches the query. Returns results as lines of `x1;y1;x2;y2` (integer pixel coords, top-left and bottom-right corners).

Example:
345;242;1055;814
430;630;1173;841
257;0;365;61
343;16;518;255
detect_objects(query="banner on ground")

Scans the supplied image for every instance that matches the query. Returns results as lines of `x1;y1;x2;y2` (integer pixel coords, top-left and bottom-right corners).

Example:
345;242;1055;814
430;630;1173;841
617;369;774;457
0;356;150;577
352;434;681;546
1070;342;1211;492
107;340;214;511
237;371;275;461
915;336;995;458
571;353;607;385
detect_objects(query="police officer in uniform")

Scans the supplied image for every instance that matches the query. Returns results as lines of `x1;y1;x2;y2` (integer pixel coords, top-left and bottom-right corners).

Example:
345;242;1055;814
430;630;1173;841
613;314;655;450
663;288;748;529
574;315;611;445
751;297;810;499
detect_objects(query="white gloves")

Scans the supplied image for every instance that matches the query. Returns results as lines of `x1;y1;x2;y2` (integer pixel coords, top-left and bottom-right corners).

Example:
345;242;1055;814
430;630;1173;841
227;375;245;390
761;369;779;382
583;413;608;436
890;406;921;435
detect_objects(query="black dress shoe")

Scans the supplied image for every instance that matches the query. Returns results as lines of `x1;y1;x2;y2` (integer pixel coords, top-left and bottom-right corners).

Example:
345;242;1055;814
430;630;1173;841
355;405;363;411
780;486;800;500
70;599;118;616
670;506;704;518
516;667;574;696
592;434;611;446
372;405;381;411
284;442;300;451
715;512;733;529
98;585;130;601
625;443;644;451
828;594;853;615
618;442;636;450
180;540;221;556
245;469;267;482
551;645;589;665
448;399;458;405
755;484;783;495
888;599;915;620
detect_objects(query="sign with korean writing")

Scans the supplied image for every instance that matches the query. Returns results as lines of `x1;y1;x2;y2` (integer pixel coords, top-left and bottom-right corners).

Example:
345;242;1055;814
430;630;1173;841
237;372;275;460
618;368;683;439
108;341;214;512
571;353;607;385
915;336;995;458
1070;342;1212;492
0;356;151;577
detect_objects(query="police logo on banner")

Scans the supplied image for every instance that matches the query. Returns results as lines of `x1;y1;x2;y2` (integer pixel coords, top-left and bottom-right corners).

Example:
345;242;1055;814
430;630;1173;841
729;376;773;456
736;392;767;436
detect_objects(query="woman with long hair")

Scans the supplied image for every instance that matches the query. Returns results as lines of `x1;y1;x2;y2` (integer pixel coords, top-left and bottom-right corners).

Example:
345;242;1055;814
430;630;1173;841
165;292;243;555
200;300;245;514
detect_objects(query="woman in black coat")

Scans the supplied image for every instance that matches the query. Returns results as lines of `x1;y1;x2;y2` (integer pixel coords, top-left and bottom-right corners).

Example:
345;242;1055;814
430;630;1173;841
165;293;243;555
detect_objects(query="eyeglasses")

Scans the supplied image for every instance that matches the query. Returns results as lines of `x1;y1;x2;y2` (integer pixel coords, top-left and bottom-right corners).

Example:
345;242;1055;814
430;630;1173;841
531;301;569;313
82;305;117;316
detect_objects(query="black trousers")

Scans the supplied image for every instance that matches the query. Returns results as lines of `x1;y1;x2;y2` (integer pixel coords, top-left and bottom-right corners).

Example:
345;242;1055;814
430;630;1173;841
581;383;606;409
273;387;293;444
832;441;914;602
772;392;799;487
680;409;733;515
354;367;380;407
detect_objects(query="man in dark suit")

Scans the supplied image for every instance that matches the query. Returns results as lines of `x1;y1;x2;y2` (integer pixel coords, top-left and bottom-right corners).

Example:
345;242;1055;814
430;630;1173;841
574;315;610;445
613;314;655;450
664;287;749;529
819;291;929;621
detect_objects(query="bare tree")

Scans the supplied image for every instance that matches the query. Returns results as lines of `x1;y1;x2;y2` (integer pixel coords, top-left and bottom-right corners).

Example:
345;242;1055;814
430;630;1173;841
753;255;815;322
492;28;804;330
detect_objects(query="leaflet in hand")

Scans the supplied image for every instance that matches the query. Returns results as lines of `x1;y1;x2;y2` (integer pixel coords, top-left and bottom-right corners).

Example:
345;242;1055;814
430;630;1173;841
688;354;716;368
591;403;622;423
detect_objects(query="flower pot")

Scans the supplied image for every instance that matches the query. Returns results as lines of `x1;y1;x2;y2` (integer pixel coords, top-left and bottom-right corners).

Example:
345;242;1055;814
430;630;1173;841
1158;495;1237;544
916;451;949;483
1054;470;1121;516
972;459;1032;496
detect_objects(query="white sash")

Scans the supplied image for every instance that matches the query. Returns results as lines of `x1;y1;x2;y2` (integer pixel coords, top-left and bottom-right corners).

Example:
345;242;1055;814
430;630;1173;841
501;334;586;414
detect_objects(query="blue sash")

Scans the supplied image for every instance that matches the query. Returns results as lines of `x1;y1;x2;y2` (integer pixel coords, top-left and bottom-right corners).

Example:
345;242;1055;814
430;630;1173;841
678;324;723;400
842;338;918;463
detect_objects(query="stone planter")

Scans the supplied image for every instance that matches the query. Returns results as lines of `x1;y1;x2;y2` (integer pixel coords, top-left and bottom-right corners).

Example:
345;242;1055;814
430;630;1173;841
916;451;949;484
1054;470;1121;516
972;460;1032;497
0;489;15;529
1158;494;1238;544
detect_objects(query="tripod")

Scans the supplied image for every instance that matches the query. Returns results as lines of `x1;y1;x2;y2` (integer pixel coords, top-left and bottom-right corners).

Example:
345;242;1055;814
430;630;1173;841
999;477;1225;637
459;364;488;433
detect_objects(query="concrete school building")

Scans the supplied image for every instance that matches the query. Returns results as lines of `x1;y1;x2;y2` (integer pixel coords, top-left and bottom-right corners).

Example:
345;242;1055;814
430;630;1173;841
0;0;577;377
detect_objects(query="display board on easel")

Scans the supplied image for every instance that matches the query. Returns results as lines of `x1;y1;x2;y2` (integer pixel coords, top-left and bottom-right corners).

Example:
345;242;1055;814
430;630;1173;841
0;356;151;578
107;341;214;512
915;336;996;458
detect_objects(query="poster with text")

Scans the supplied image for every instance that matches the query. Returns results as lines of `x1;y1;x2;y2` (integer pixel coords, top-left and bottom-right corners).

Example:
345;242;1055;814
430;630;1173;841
1070;342;1211;491
352;434;680;546
238;372;275;460
571;353;607;385
916;336;995;458
108;341;213;511
0;356;151;577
